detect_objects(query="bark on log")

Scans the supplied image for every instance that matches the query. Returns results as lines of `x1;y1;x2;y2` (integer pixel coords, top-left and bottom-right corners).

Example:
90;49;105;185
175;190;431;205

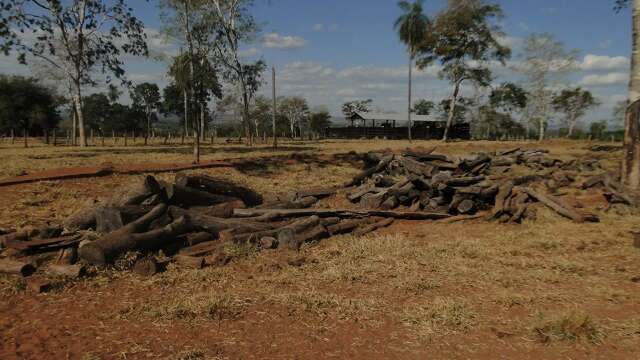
446;176;485;187
160;181;238;207
5;234;82;252
64;206;99;231
168;206;273;234
47;264;86;278
490;181;514;219
523;188;599;223
55;247;77;265
175;174;264;206
174;255;205;269
179;240;222;257
233;208;451;220
326;218;374;235
189;200;246;218
344;154;394;187
95;207;124;234
279;224;328;250
108;175;162;207
133;257;164;277
353;218;394;237
78;204;169;264
296;187;338;199
0;259;35;276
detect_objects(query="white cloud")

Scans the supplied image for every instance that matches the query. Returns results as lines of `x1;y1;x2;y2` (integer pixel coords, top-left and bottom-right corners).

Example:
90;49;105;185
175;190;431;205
328;24;339;31
579;54;629;71
360;83;400;91
337;65;440;80
238;47;260;57
312;24;324;32
262;33;307;49
580;72;629;86
144;28;177;60
599;40;613;49
337;88;356;96
518;22;529;32
496;35;522;50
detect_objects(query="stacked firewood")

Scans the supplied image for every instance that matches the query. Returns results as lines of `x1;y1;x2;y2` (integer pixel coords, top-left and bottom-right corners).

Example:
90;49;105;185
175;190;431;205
0;147;632;284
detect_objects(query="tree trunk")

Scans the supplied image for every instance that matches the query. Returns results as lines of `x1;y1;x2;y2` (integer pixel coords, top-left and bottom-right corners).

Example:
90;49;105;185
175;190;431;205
567;116;576;138
145;109;150;146
443;80;462;142
622;0;640;189
23;127;27;148
73;82;87;147
71;105;77;146
242;88;252;146
272;66;277;149
538;117;545;141
408;54;413;142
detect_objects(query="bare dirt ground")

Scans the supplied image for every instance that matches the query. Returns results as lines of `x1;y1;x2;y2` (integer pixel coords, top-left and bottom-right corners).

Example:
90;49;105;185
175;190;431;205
1;138;639;360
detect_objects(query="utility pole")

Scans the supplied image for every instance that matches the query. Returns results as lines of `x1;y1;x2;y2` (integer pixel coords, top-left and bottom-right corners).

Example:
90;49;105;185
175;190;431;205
272;66;277;149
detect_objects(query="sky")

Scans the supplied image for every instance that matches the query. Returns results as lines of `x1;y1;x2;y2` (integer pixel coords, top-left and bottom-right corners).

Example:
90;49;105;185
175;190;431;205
0;0;633;128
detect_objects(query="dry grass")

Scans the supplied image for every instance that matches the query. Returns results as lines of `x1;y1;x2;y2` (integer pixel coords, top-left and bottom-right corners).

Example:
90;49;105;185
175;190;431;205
533;311;604;344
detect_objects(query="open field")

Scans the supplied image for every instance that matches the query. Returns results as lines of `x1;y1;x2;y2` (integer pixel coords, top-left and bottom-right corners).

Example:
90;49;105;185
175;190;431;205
1;139;639;359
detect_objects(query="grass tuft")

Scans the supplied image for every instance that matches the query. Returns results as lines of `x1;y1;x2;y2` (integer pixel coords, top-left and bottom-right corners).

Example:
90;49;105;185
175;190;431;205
534;311;604;344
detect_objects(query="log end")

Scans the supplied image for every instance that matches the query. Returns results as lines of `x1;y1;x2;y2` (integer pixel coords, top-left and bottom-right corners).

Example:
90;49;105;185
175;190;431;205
78;243;107;265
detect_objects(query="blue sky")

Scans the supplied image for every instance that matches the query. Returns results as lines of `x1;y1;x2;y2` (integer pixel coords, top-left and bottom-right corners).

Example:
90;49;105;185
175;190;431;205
0;0;633;128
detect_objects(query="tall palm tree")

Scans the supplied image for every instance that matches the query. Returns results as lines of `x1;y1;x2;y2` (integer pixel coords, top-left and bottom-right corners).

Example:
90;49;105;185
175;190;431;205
618;0;640;189
394;0;430;142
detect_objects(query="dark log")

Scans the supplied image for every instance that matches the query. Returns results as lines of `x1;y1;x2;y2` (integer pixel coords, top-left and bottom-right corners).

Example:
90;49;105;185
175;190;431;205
441;213;486;223
296;187;338;199
523;188;599;223
398;156;435;177
174;174;264;206
78;204;170;264
490;181;514;219
185;232;214;246
347;185;383;202
55;247;77;265
64;206;99;231
160;181;238;207
233;208;451;220
461;153;491;172
373;174;396;188
326;218;374;235
422;160;458;170
497;147;520;156
279;224;329;250
5;234;82;252
446;176;485;187
189;200;246;219
360;192;387;209
320;217;341;226
344;154;394;187
381;196;399;210
168;206;273;234
353;218;394;237
95;207;124;234
133;257;165;276
108;175;162;207
509;192;530;223
47;264;86;278
457;199;476;214
148;211;173;230
581;174;607;190
179;240;222;257
259;236;279;249
0;259;35;276
174;255;205;269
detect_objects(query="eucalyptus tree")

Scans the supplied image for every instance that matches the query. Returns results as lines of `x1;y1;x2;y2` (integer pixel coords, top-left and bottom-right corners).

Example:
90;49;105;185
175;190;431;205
517;33;577;141
413;99;435;115
418;0;510;141
615;0;640;188
0;0;148;147
130;83;162;145
208;0;266;146
395;0;430;141
551;88;599;138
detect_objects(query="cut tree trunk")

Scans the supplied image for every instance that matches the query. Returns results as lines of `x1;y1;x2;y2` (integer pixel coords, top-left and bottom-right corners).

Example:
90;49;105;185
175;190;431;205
175;174;263;206
168;206;273;234
523;188;599;223
233;208;451;221
0;259;35;276
78;204;170;265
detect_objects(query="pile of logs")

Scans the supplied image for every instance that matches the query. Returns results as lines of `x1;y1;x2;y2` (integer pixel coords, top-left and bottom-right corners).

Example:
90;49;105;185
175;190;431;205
0;147;633;284
343;147;605;223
